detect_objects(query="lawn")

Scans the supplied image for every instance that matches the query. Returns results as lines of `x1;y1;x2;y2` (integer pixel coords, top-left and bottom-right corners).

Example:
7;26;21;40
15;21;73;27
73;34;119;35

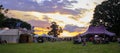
0;41;120;53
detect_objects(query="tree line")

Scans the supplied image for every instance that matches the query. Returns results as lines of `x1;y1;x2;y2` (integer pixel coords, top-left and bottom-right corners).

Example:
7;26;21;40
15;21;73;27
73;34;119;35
0;5;31;30
91;0;120;36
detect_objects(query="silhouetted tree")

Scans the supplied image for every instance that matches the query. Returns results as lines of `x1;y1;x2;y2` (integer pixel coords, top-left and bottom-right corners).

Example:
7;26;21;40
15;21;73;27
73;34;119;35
0;4;8;28
0;4;31;30
2;18;31;29
48;22;63;37
91;0;120;36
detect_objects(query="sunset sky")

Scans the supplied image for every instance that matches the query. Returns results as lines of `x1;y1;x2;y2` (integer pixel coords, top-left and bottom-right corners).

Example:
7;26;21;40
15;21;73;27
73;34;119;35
0;0;105;37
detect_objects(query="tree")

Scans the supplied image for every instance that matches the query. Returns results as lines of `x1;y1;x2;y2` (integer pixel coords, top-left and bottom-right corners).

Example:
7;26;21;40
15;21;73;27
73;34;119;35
2;18;31;29
0;5;8;28
48;22;63;37
91;0;120;36
0;4;31;30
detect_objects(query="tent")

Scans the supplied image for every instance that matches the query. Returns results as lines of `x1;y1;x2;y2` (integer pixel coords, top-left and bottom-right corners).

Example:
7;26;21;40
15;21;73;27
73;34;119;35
81;25;115;37
0;29;19;43
0;29;33;43
19;34;33;43
34;35;39;38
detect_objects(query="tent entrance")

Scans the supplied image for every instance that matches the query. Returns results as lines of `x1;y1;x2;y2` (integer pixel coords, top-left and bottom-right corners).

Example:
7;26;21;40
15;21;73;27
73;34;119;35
19;34;31;43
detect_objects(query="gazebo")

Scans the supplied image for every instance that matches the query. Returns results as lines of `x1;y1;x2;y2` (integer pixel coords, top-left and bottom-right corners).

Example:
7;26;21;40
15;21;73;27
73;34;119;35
81;25;115;37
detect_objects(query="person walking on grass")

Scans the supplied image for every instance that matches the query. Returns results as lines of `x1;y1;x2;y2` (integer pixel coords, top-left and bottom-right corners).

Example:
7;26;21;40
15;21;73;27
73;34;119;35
82;37;87;46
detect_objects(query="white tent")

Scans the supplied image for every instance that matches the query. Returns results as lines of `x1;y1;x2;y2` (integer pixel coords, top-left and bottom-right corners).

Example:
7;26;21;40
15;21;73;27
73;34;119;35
34;34;39;38
0;29;20;43
41;34;56;38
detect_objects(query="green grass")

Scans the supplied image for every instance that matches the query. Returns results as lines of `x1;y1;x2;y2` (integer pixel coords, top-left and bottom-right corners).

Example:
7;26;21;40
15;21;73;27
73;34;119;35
0;41;120;53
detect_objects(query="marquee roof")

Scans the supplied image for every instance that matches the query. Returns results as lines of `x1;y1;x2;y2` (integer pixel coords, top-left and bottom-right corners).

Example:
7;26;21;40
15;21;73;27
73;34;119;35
81;25;115;36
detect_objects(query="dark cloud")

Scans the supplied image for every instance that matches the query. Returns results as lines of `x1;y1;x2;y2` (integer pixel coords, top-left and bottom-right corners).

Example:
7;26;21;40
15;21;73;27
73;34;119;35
28;20;51;28
64;24;86;32
0;0;84;15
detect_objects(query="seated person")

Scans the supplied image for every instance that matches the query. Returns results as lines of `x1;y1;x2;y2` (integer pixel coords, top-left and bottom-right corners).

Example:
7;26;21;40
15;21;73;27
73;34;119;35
117;38;120;44
104;37;109;44
73;36;82;44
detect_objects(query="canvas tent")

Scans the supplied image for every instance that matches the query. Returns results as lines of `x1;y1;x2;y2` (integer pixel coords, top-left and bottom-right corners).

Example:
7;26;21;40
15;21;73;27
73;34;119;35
0;29;19;43
81;25;115;37
0;29;33;43
19;34;33;43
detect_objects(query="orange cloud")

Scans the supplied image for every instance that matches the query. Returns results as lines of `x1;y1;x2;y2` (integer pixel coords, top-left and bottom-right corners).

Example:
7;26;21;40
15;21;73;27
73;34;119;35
6;10;91;37
34;27;87;37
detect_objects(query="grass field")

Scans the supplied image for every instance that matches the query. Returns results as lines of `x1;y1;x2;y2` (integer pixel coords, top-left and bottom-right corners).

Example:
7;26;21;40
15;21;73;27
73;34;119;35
0;41;120;53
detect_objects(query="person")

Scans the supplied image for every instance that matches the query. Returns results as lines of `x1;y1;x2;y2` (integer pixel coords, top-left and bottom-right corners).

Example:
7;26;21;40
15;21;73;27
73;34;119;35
3;40;7;44
94;35;100;44
78;37;82;43
89;37;94;42
112;37;116;42
0;37;1;44
117;37;120;44
73;36;81;44
82;37;87;46
105;37;109;44
33;37;38;43
102;37;105;44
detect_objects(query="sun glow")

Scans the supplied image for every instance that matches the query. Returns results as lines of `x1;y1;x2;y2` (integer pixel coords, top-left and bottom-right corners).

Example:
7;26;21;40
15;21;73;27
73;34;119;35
34;27;49;35
59;31;80;37
8;10;94;37
27;11;93;37
34;27;85;37
5;0;105;37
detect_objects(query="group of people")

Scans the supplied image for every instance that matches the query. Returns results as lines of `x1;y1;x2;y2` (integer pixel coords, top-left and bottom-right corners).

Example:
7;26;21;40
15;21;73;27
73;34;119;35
33;36;60;43
73;36;87;46
92;35;109;44
73;35;120;46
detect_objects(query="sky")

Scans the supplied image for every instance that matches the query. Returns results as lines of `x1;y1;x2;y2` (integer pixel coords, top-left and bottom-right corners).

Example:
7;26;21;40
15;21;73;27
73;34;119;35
0;0;105;37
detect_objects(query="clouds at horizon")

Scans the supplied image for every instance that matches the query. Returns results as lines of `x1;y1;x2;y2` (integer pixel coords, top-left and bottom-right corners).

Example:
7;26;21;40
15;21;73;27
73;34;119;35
64;24;87;32
0;0;106;36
